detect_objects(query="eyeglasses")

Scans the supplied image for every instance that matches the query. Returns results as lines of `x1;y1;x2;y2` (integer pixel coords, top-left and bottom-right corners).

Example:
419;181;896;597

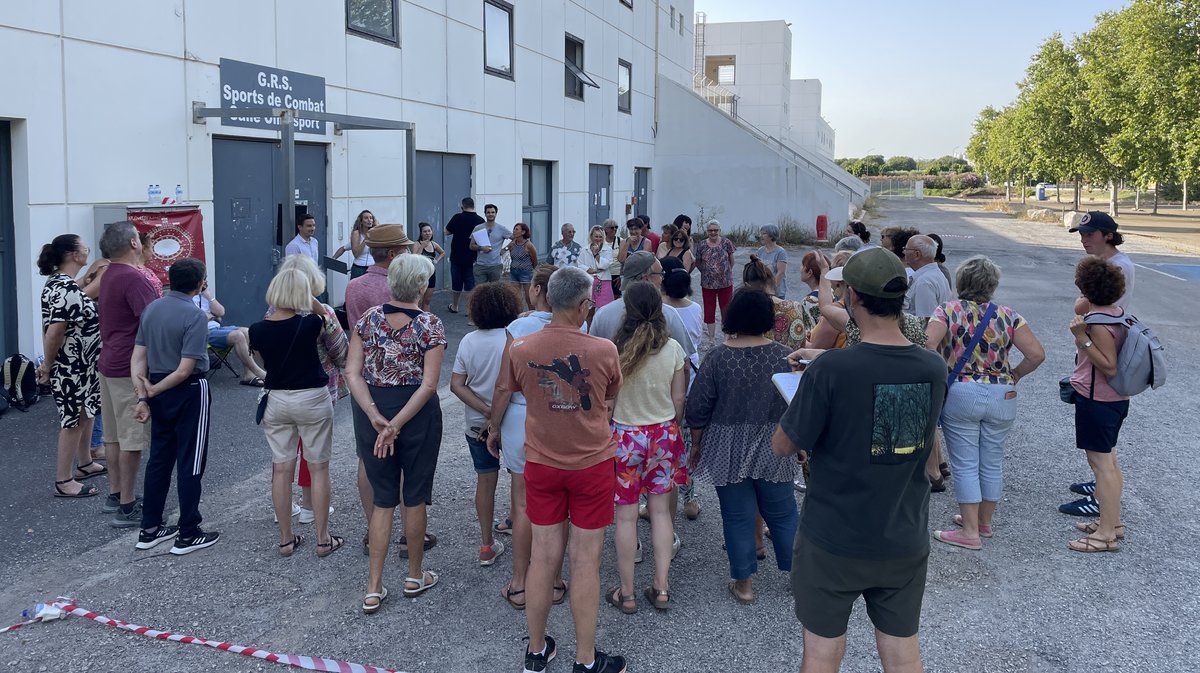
582;298;596;309
902;248;918;253
706;229;719;233
605;226;617;230
645;271;664;277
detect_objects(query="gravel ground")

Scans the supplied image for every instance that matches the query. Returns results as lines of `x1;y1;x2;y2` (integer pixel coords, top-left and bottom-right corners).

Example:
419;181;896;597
1;197;1197;672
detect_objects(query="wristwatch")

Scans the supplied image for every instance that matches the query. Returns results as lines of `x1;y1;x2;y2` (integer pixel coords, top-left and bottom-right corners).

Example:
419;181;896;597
1081;340;1093;349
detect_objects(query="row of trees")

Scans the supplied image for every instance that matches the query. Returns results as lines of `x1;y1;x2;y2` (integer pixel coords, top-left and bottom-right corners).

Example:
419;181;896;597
835;154;973;177
966;0;1200;214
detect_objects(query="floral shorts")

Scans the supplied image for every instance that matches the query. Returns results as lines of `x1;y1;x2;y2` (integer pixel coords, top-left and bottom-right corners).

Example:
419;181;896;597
612;420;688;506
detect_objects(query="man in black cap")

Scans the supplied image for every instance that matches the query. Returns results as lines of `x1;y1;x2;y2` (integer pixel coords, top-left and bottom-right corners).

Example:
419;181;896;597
1062;210;1134;515
773;247;946;673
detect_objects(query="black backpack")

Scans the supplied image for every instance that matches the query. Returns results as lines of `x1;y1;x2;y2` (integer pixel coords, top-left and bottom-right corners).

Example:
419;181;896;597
2;354;40;412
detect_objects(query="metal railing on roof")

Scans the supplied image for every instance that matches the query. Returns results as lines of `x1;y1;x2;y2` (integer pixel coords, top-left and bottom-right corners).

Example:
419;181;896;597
692;72;738;118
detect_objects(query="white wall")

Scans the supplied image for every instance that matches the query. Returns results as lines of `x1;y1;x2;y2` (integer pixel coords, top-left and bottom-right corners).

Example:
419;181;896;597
654;75;848;238
788;78;835;159
0;0;694;356
701;20;791;138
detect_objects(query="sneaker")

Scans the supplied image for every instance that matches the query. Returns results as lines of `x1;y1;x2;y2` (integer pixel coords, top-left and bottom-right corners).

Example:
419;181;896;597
298;505;334;524
573;649;627;673
523;635;557;673
671;533;681;560
634;540;643;564
110;502;143;528
479;540;506;566
136;525;179;550
1069;480;1097;496
273;502;302;523
683;499;701;520
171;530;221;555
1059;495;1100;516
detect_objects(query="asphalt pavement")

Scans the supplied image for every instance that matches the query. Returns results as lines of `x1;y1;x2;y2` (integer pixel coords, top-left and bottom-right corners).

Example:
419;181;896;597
1;197;1197;673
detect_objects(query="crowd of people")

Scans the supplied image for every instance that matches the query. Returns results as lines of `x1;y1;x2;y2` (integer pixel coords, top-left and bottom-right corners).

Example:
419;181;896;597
31;206;1139;672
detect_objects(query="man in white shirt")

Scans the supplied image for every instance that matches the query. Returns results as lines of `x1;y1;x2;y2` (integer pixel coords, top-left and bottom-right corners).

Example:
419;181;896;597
284;214;320;264
1070;211;1134;312
902;235;952;319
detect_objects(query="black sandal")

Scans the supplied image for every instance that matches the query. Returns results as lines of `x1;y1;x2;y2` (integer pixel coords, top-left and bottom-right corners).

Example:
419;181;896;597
502;583;526;610
54;479;99;498
552;581;568;605
397;533;438;558
317;535;344;558
73;461;107;481
278;534;304;557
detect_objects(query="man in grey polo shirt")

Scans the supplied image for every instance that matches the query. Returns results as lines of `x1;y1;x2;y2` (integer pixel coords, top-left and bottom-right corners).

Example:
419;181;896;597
130;257;220;555
470;203;511;284
589;251;697;357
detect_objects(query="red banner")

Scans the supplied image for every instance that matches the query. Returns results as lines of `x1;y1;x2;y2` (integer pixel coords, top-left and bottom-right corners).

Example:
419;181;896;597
126;208;205;286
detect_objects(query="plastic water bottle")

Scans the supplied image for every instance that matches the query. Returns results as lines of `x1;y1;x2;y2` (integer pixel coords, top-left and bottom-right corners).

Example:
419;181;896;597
153;184;162;204
21;603;65;622
174;184;184;204
147;184;155;204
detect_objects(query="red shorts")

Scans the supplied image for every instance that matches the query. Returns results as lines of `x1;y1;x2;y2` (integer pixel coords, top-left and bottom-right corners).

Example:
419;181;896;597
525;458;616;530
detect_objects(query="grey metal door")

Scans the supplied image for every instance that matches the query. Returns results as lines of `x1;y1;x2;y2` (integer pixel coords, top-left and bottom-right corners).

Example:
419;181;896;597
414;152;473;288
0;122;14;357
589;164;611;229
634;167;650;220
212;138;327;326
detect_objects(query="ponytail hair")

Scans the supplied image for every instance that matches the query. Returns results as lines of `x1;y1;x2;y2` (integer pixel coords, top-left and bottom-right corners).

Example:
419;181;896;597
614;281;669;377
741;253;776;294
802;250;825;284
849;220;870;243
37;234;81;276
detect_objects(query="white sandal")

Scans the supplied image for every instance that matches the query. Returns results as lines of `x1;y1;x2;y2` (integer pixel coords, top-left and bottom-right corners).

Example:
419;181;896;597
402;570;439;597
362;586;388;614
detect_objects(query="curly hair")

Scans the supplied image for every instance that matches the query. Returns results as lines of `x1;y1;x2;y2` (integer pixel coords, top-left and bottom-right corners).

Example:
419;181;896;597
1075;255;1125;307
889;228;920;259
741;254;776;293
468;281;523;329
613;281;669;377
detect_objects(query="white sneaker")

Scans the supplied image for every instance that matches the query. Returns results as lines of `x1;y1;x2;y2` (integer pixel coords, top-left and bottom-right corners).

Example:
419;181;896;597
298;505;334;524
273;501;302;523
672;533;681;560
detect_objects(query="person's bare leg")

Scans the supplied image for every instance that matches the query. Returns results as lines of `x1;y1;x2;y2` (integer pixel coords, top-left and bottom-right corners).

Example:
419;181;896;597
875;630;923;673
567;524;606;668
404;504;428;586
307;461;332;546
104;441;121;498
272;460;297;545
451;290;461;311
978;500;998;531
614;503;638;601
366;505;395;600
229;329;266;381
799;628;847;673
476;471;499;549
119;450;141;505
510;474;531;596
519;283;531;310
72;417;95;473
526;521;567;655
55;426;87;494
647;491;673;596
357;460;375;521
926;432;943;481
957;502;981;538
1087;450;1123;539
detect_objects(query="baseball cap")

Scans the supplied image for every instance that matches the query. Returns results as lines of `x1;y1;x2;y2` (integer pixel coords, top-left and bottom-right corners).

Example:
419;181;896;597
841;247;908;298
364;224;414;247
825;266;844;282
1068;211;1118;234
622;250;658;279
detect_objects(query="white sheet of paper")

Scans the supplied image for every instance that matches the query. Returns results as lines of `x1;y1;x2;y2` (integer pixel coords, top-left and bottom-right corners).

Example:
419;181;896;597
471;228;491;248
771;372;802;403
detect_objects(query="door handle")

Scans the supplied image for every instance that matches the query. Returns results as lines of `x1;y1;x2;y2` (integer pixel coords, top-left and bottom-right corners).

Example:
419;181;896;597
272;248;282;265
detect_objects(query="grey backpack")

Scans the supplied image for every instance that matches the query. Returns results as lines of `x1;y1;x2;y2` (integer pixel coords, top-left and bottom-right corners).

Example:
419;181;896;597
1083;312;1166;396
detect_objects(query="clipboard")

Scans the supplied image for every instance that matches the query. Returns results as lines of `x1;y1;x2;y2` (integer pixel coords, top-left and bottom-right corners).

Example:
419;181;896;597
324;256;349;274
471;228;491;248
771;372;802;403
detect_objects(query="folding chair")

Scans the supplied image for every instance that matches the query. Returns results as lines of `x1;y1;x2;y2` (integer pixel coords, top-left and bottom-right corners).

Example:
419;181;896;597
208;343;240;379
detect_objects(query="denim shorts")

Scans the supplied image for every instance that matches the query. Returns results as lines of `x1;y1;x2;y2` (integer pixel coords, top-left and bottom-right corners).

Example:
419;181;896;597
207;325;240;348
510;267;533;284
466;433;500;474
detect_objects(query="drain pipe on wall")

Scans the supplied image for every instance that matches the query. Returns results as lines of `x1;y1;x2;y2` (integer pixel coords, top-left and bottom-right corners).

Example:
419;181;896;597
652;0;660;138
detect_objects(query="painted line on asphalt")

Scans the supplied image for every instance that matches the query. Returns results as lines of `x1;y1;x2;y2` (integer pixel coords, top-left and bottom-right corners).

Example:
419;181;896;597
1134;263;1188;282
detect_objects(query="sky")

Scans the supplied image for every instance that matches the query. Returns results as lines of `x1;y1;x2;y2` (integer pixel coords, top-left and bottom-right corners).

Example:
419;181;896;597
696;0;1129;160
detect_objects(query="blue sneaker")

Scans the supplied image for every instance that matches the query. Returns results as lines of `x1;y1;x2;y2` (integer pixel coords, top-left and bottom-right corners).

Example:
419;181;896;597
1069;481;1096;496
1059;495;1100;516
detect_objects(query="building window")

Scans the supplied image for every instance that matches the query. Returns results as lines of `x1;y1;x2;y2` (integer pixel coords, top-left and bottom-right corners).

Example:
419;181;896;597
523;161;553;253
346;0;398;45
484;0;514;79
705;55;736;85
617;59;632;113
670;6;676;29
565;34;598;100
621;0;633;7
679;13;685;34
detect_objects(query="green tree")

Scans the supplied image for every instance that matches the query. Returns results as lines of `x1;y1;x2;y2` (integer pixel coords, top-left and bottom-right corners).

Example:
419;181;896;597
884;156;917;173
859;155;886;176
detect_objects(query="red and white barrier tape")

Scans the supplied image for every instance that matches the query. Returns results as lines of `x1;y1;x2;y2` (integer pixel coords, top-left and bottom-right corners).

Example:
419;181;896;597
3;597;407;673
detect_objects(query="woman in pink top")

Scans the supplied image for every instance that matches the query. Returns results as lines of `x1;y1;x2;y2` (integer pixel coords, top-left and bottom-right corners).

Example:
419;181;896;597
1065;256;1129;553
137;232;164;297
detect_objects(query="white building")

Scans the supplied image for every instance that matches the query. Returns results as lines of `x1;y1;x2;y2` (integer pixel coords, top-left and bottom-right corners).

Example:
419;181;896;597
0;0;696;356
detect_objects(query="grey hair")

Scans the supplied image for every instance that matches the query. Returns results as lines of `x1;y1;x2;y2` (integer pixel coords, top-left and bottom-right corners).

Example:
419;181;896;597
759;223;779;242
98;221;137;259
833;235;863;253
955;255;1001;303
910;235;936;259
546;266;593;311
387;253;434;303
561;222;576;234
369;245;394;260
602;218;619;230
707;219;721;230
